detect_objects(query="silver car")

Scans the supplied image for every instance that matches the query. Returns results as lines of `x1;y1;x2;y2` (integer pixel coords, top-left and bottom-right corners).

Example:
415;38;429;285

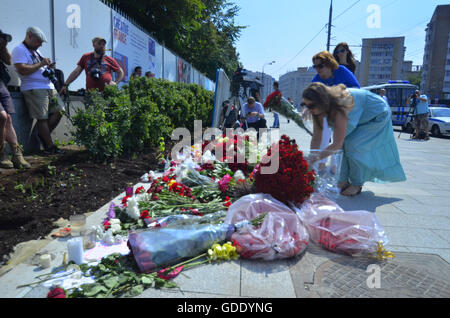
402;107;450;137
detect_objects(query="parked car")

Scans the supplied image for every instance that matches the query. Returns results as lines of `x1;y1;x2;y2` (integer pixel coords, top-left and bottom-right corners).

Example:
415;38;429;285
402;107;450;137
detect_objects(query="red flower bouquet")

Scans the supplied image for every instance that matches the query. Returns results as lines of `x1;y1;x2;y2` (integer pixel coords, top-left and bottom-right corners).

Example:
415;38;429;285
254;135;315;205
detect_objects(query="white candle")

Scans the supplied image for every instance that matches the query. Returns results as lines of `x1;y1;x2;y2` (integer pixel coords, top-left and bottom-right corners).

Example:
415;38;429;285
67;237;84;264
40;254;51;268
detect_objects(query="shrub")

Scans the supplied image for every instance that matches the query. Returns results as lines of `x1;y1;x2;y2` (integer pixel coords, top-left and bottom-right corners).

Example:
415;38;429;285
72;78;214;160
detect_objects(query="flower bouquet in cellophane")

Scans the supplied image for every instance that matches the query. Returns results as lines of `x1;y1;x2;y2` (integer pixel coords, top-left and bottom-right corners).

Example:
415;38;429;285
265;96;313;136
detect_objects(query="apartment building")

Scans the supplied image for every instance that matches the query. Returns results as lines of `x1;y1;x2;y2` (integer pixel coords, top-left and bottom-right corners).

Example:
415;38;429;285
359;37;406;87
279;67;316;108
421;5;450;100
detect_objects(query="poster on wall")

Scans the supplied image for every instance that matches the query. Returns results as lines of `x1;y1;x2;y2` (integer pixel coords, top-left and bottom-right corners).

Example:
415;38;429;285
177;58;191;84
112;10;158;84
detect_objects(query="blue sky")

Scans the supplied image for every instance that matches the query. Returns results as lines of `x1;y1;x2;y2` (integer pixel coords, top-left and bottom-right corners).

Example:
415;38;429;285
232;0;449;80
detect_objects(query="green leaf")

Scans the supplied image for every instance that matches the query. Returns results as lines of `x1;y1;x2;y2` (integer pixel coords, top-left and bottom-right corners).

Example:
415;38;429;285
83;284;109;297
103;277;118;289
129;285;144;297
141;275;154;286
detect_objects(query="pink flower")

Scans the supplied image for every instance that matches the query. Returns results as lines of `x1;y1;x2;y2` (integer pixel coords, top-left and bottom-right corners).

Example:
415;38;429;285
219;174;232;193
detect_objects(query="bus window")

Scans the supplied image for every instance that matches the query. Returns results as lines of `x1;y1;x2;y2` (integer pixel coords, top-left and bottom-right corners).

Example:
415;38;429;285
387;88;401;107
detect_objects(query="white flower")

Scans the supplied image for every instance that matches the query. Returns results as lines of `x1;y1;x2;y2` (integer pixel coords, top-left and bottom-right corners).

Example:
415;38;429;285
126;197;140;220
111;223;121;234
234;170;245;180
110;218;121;225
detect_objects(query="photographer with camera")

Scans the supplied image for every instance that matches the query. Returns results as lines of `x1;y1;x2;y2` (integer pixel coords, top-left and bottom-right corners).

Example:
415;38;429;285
0;30;31;169
12;26;65;155
406;89;430;140
60;37;124;95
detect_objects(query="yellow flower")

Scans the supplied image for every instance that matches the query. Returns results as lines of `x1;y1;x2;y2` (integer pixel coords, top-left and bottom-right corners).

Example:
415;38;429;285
207;242;239;262
168;179;177;187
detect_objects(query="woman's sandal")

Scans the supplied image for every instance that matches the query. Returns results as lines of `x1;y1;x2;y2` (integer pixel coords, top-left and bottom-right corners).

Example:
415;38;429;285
338;181;351;193
341;185;362;197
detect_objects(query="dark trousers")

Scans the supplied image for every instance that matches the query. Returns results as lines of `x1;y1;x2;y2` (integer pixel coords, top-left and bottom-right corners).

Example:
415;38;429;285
246;118;267;139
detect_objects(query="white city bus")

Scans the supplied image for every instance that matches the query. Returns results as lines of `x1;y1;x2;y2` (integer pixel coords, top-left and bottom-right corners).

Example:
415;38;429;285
362;81;418;125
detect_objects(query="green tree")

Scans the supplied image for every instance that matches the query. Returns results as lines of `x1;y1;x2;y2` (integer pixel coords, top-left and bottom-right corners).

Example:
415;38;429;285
407;71;422;88
105;0;244;79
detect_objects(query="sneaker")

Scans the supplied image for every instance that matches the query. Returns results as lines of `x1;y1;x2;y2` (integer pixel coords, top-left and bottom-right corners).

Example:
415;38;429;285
43;145;65;156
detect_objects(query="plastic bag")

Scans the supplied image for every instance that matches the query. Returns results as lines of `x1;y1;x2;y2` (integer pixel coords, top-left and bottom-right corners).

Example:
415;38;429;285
225;194;309;260
128;222;234;273
292;193;388;257
305;149;343;200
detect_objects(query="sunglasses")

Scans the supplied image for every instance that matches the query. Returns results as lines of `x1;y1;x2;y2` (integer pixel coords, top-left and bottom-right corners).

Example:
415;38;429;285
301;102;316;110
313;63;325;70
336;48;346;54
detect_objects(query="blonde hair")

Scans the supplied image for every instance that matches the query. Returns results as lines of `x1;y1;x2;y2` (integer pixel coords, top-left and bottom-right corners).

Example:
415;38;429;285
312;51;339;71
302;82;354;129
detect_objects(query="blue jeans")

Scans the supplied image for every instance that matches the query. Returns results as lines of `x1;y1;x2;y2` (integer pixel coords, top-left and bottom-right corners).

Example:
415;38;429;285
272;112;279;128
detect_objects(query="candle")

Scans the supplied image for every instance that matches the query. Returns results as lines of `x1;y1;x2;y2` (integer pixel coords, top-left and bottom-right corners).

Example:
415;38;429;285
67;237;84;264
126;183;134;197
40;254;51;268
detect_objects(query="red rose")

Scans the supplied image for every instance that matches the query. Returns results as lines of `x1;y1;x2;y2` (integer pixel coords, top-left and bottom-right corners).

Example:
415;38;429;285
47;287;66;298
122;195;131;205
140;210;151;220
135;186;145;194
104;220;111;230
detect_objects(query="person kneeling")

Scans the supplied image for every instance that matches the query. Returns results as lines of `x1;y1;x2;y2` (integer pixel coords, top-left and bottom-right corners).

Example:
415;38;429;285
241;97;267;136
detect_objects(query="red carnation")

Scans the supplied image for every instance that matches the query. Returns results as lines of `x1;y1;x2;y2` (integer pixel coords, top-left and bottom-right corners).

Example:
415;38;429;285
135;186;145;194
140;210;151;220
47;287;66;298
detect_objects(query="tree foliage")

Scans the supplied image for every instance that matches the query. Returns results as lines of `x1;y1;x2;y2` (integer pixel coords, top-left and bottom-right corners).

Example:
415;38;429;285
105;0;244;79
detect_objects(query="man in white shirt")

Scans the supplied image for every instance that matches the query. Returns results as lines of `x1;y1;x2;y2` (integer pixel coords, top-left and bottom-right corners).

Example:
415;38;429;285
380;89;389;105
12;26;65;155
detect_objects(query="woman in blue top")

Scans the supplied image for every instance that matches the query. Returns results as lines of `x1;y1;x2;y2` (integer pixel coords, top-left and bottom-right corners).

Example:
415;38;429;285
302;82;406;197
309;51;361;172
312;51;360;89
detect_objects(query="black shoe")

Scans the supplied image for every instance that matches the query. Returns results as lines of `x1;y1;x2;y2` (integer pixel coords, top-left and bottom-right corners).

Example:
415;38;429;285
43;145;65;156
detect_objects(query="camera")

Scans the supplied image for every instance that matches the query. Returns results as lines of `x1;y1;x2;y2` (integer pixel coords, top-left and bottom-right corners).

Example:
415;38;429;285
89;67;102;80
42;68;59;87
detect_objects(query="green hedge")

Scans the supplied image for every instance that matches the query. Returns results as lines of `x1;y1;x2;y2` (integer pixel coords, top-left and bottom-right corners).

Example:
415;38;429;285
72;77;214;159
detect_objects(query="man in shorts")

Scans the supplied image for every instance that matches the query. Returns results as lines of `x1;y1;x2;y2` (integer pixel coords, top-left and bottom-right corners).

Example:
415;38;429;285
12;26;65;154
0;29;31;169
407;90;430;140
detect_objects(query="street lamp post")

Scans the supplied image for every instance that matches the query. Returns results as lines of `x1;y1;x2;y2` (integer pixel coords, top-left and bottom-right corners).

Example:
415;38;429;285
262;60;276;101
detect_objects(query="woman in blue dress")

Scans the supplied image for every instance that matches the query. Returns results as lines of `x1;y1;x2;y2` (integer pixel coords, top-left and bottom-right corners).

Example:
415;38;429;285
302;82;406;196
308;51;361;172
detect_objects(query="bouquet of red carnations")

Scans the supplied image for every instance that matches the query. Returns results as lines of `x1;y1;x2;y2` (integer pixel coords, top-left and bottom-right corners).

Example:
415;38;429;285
292;193;393;259
254;135;316;205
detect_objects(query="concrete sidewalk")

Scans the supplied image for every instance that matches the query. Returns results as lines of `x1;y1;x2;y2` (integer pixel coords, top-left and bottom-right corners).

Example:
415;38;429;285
0;112;449;298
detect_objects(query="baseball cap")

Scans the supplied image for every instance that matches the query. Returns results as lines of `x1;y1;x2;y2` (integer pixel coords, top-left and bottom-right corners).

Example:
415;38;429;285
0;29;12;42
26;26;47;42
92;37;107;45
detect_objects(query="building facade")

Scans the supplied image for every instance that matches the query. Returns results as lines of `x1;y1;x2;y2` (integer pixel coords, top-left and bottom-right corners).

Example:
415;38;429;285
421;5;450;100
279;67;316;108
359;37;406;87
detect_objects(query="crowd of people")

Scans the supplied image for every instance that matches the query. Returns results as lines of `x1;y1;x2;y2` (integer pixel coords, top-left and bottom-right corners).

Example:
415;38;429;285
0;26;161;171
0;27;412;198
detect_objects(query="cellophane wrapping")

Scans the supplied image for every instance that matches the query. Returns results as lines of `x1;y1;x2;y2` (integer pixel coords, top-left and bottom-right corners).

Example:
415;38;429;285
292;193;388;256
225;194;309;260
128;221;234;273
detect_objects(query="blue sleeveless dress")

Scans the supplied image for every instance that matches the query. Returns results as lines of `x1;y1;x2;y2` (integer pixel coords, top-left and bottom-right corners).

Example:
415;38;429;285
334;88;406;186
